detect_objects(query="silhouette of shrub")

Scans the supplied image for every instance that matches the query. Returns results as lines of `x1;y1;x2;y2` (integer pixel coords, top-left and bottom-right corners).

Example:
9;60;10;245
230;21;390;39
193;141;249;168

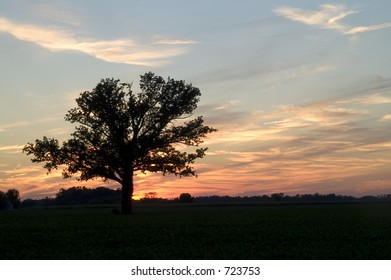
179;193;194;203
271;193;284;202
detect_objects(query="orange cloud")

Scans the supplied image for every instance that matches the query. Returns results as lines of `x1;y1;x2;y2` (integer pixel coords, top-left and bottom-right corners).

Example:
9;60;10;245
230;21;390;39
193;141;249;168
382;115;391;121
2;88;391;199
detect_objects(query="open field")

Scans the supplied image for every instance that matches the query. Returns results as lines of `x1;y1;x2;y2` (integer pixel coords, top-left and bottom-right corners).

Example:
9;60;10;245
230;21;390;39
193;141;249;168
1;202;391;259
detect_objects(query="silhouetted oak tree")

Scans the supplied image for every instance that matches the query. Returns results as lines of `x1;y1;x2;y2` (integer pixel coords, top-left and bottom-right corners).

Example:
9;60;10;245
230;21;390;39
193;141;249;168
23;72;216;214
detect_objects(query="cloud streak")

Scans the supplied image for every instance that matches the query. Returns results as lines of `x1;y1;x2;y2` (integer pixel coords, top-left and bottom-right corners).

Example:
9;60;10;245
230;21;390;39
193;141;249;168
274;4;391;36
155;39;199;45
345;22;391;35
194;86;391;197
337;93;391;105
0;145;24;152
0;16;196;66
382;114;391;121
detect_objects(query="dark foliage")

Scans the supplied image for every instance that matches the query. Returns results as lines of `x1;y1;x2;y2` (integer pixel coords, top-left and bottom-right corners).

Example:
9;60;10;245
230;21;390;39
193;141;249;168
0;189;21;209
192;193;391;204
271;192;284;201
20;199;37;208
0;191;6;200
139;192;168;204
20;190;391;208
23;73;216;214
55;186;121;205
21;186;120;207
178;193;194;203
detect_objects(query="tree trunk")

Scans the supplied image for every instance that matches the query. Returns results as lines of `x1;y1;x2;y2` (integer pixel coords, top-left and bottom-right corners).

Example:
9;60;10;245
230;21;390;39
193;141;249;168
121;172;134;214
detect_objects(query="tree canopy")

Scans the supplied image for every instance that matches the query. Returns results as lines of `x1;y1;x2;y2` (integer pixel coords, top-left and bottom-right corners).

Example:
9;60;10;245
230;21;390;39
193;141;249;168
0;189;21;209
23;72;216;213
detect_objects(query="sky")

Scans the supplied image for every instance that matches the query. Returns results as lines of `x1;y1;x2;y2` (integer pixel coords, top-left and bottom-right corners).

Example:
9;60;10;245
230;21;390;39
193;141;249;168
1;0;391;200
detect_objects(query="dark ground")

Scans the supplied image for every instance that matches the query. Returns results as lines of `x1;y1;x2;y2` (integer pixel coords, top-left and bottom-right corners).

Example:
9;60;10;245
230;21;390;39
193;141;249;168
1;202;391;259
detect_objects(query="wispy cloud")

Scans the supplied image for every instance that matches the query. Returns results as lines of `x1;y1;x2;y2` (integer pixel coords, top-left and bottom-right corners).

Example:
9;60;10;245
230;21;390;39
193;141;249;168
0;16;196;66
345;22;391;35
382;114;391;121
0;121;28;132
214;100;242;110
337;93;391;105
0;115;64;133
195;87;391;196
155;39;199;45
0;145;24;152
274;4;391;36
274;4;351;33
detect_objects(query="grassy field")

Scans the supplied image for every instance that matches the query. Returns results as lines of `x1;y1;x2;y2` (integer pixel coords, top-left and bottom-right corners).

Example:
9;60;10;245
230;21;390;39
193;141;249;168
1;202;391;259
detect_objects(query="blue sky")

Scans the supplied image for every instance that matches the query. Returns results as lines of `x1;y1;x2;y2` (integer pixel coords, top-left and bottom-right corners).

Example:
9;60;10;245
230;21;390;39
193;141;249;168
1;0;391;199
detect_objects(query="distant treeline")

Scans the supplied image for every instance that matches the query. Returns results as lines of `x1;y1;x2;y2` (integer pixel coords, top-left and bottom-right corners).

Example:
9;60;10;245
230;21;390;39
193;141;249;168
194;193;391;203
19;186;391;207
22;186;122;207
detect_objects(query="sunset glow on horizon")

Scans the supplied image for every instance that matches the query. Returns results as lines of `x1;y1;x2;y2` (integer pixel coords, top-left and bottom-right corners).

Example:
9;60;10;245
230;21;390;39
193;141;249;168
1;1;391;200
